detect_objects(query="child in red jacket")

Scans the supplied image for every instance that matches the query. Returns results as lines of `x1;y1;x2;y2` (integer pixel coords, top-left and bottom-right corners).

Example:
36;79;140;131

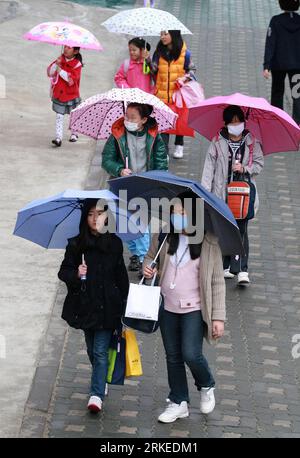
47;45;83;147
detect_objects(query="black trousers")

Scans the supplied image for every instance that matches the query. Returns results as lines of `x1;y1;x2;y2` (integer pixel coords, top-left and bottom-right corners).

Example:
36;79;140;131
223;219;249;273
271;69;300;125
161;133;184;150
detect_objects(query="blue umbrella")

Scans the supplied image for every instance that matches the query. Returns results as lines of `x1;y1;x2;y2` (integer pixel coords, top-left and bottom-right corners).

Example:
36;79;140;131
108;171;243;255
13;189;146;248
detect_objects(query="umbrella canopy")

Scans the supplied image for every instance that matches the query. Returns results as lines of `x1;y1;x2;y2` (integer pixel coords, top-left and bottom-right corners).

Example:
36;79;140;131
23;21;103;51
69;87;178;140
101;7;192;36
108;171;243;256
188;92;300;154
13;189;146;248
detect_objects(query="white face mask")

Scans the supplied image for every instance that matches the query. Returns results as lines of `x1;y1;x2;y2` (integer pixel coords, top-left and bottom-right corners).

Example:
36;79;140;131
227;122;245;136
124;120;140;132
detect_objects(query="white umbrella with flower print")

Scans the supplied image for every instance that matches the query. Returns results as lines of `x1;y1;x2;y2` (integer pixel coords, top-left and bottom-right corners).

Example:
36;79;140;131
101;7;192;36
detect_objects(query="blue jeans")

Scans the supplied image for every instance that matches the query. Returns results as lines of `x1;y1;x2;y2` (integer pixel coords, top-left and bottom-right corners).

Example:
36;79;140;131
127;228;150;262
84;329;113;400
160;309;215;404
223;219;249;273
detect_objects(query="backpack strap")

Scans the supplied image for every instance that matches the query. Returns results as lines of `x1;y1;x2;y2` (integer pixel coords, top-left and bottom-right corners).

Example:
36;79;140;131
248;139;254;167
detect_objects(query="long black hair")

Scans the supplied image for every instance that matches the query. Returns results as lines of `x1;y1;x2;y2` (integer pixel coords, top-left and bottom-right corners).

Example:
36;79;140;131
156;30;184;62
167;191;203;260
75;199;112;254
73;47;84;65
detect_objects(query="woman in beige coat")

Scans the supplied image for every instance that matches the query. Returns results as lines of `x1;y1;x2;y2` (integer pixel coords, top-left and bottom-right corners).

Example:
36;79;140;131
201;105;264;286
143;191;226;423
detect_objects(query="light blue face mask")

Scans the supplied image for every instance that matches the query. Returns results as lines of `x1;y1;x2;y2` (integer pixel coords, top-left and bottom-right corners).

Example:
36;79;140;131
171;214;189;232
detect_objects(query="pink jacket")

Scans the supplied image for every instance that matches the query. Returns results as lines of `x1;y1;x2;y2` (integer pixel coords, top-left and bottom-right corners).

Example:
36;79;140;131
114;59;155;94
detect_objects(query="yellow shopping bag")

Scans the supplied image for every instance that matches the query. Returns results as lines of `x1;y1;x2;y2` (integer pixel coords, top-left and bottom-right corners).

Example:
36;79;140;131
124;329;143;377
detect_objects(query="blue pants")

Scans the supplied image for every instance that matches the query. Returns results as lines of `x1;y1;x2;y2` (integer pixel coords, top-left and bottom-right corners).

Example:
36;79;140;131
223;219;249;273
127;229;150;262
160;309;215;404
84;329;113;400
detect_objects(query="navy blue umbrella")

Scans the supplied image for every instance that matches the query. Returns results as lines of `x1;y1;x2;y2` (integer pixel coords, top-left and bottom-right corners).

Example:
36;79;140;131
108;171;243;255
13;189;146;248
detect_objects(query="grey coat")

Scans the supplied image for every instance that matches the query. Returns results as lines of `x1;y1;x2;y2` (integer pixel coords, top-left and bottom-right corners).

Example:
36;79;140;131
201;133;264;215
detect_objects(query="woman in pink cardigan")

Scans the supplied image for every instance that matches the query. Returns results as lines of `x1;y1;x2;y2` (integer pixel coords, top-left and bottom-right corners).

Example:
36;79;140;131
143;191;226;423
114;37;155;94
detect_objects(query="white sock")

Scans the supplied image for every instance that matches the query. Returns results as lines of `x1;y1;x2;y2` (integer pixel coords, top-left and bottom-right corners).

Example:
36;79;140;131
55;113;64;140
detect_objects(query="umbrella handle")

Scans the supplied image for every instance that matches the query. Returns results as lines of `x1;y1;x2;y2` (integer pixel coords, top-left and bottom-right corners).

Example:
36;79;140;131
80;253;87;286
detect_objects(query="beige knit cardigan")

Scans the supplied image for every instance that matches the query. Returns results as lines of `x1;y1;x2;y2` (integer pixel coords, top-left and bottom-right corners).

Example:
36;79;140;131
143;232;226;345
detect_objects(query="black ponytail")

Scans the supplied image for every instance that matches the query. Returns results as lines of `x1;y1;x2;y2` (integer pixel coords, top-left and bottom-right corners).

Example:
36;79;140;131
73;47;84;66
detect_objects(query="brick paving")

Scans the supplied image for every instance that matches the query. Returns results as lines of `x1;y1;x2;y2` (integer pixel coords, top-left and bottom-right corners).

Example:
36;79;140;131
20;0;300;438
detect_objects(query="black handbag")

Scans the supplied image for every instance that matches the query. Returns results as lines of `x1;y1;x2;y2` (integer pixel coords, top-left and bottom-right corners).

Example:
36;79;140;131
121;293;164;333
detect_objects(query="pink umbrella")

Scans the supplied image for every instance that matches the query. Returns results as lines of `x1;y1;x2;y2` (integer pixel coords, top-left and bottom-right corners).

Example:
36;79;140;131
69;87;178;140
24;21;103;51
188;92;300;154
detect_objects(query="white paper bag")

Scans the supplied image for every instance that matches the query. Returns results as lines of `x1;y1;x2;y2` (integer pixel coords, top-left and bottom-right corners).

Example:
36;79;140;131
125;283;161;321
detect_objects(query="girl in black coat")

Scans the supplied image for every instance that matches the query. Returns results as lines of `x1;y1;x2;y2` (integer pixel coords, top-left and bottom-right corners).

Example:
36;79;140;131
58;199;129;412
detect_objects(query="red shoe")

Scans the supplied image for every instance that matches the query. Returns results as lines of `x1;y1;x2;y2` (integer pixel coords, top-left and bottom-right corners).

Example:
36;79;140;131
87;396;102;413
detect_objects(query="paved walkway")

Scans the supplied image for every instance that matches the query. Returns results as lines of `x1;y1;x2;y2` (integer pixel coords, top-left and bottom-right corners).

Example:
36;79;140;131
0;0;129;437
19;0;300;438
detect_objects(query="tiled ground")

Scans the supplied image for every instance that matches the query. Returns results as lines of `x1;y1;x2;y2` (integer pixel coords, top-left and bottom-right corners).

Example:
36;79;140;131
20;0;300;438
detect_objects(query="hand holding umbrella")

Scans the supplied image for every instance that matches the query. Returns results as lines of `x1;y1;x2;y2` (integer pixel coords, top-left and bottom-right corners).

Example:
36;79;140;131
79;254;87;281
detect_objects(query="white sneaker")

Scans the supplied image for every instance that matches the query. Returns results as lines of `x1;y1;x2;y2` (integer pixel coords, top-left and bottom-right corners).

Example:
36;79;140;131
237;271;250;285
224;268;234;279
173;145;184;159
158;399;189;423
200;387;215;414
87;395;102;413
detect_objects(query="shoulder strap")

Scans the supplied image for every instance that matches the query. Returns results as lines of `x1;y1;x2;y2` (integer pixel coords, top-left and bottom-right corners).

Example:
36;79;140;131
158;230;167;249
248;140;254;167
151;231;168;265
